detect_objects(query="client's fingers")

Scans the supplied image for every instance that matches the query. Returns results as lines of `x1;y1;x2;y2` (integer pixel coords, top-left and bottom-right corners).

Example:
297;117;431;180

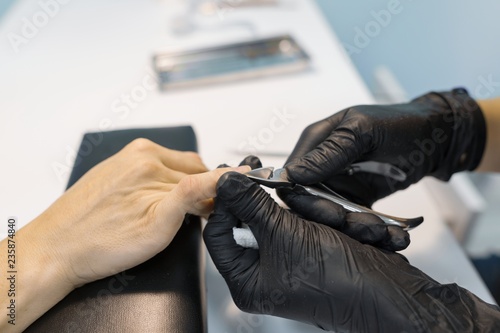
166;166;251;216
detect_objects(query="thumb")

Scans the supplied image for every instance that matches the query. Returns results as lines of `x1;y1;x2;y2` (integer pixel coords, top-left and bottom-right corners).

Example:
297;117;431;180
203;198;259;281
216;172;284;245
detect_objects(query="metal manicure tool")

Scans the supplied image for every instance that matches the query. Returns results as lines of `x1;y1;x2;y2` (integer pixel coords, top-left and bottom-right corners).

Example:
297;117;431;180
245;163;424;230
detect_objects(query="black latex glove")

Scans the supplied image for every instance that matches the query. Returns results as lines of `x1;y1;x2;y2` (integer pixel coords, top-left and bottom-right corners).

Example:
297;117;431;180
204;173;500;332
238;156;409;251
281;88;486;208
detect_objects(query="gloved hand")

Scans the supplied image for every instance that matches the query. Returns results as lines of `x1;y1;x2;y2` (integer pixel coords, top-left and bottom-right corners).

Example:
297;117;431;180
237;156;410;251
204;172;500;333
280;89;486;208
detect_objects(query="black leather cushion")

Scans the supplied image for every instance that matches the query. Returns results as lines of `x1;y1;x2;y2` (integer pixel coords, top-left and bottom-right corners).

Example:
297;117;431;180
25;126;206;333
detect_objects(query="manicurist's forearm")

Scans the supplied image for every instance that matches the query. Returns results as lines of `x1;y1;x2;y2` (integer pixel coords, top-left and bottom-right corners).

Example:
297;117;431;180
477;98;500;172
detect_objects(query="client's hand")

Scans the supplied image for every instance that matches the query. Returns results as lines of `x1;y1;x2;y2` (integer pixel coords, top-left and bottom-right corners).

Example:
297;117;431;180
39;138;249;285
0;138;249;332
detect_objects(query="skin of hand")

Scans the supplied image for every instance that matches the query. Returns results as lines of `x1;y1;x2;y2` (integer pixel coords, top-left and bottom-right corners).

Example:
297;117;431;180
280;89;486;210
477;97;500;172
204;172;500;332
0;138;250;332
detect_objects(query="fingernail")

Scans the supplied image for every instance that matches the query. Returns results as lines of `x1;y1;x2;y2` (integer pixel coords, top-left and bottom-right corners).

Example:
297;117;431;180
233;165;251;173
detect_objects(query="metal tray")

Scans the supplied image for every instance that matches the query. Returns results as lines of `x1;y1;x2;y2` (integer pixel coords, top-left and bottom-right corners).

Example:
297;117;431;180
153;34;310;90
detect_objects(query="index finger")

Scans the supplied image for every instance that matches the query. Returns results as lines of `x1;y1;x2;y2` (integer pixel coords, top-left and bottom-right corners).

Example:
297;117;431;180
156;147;208;174
168;166;252;215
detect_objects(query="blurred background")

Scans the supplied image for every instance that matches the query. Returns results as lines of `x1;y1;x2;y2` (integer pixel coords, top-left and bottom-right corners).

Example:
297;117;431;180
316;1;500;99
2;0;500;325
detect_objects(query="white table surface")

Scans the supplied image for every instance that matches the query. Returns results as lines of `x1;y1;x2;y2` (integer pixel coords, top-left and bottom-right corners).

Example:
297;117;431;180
0;0;495;330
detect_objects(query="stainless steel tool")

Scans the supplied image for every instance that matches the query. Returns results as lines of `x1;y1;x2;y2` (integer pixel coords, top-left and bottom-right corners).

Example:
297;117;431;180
245;166;423;230
153;34;310;90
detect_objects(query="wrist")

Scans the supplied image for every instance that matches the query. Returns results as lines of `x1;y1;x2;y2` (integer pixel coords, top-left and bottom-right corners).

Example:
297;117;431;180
0;219;75;331
443;88;487;173
476;98;500;172
412;88;487;180
19;217;77;291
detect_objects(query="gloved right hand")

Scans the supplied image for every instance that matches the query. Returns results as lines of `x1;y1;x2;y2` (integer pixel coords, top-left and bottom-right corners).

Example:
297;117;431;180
281;89;486;208
204;172;500;333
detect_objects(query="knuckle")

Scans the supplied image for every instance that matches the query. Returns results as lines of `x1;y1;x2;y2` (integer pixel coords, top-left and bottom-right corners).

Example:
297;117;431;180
131;159;161;176
301;116;338;139
301;122;322;138
184;151;202;161
353;112;371;126
184;152;207;172
126;138;155;152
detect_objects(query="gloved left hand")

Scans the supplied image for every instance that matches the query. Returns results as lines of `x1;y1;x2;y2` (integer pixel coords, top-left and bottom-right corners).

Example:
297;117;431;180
204;172;500;333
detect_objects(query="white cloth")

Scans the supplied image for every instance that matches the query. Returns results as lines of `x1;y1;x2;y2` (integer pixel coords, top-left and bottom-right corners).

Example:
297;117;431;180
233;225;258;249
